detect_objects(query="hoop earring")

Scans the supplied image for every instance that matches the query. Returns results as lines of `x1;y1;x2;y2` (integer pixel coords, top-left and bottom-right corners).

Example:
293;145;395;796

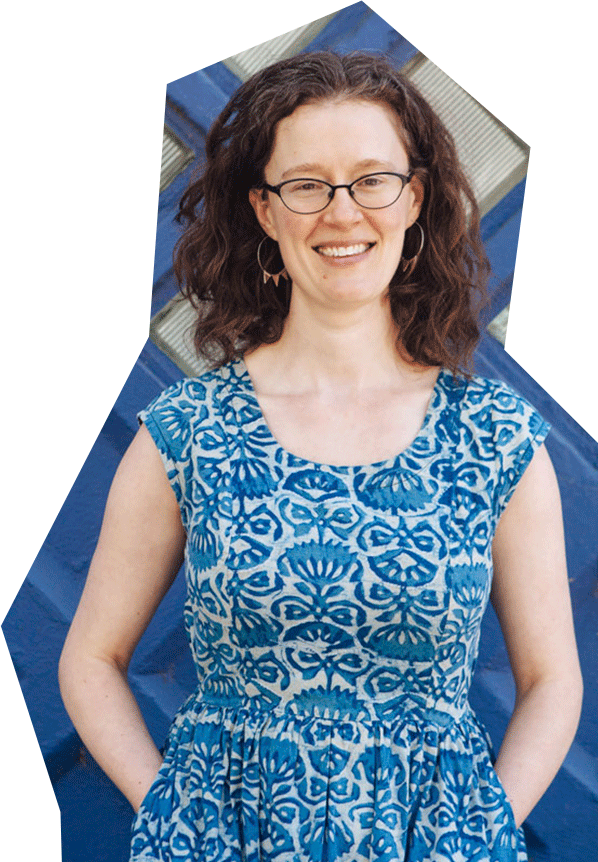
257;236;288;287
400;222;425;277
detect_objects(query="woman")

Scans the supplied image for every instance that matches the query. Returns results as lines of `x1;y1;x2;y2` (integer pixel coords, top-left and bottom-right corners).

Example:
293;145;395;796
59;52;582;862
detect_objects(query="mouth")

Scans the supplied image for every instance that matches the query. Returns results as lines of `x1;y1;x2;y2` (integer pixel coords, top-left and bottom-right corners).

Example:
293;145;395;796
313;242;375;259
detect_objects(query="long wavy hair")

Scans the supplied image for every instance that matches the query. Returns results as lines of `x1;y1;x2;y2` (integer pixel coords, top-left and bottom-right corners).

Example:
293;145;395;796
175;51;490;374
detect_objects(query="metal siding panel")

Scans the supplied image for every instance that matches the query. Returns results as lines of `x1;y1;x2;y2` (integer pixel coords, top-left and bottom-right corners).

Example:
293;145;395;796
305;1;371;48
480;177;526;241
160;126;194;193
153;204;182;286
486;303;510;345
166;69;230;133
223;12;337;80
408;58;528;215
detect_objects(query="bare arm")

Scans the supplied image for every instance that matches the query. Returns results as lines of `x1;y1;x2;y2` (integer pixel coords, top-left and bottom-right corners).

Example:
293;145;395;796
490;444;583;827
58;424;186;810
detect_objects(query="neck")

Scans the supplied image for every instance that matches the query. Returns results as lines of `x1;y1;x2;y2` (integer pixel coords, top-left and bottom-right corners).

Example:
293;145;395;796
246;292;424;394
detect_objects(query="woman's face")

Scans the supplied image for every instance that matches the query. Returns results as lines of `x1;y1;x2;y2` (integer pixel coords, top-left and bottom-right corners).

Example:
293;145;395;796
249;98;423;315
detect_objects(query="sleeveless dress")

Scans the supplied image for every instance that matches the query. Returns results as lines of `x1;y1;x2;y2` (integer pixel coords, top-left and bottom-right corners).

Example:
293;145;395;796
129;357;550;862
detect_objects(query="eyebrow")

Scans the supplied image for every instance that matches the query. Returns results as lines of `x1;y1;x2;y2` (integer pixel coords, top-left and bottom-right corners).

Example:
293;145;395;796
280;159;399;180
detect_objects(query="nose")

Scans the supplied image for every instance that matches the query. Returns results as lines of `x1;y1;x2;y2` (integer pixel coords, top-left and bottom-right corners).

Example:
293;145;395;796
322;186;364;224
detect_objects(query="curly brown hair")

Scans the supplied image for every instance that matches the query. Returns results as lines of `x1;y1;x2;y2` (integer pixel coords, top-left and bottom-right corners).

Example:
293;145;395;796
174;51;490;374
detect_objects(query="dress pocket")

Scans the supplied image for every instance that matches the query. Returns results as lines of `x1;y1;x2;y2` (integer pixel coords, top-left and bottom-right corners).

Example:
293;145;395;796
487;761;518;832
134;759;167;816
129;755;174;862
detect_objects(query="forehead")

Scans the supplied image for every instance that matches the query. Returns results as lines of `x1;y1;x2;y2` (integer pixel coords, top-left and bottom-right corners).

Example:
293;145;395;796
266;98;410;177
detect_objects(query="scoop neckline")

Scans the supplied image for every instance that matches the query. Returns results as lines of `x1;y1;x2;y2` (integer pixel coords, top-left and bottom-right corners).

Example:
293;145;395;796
230;357;448;472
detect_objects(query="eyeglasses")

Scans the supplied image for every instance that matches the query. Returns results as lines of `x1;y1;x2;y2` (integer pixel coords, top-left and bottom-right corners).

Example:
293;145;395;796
261;171;414;214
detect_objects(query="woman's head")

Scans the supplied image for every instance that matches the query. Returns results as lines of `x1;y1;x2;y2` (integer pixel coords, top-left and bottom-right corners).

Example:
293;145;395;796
248;98;424;317
175;51;489;372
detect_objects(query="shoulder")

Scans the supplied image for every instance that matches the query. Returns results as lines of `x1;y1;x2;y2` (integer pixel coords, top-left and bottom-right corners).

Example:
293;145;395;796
455;372;527;407
134;364;238;519
139;366;223;416
137;362;241;430
137;364;237;460
447;373;551;519
451;373;550;444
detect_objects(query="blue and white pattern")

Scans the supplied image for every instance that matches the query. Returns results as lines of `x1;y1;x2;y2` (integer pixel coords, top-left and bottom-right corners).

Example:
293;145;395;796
130;358;549;862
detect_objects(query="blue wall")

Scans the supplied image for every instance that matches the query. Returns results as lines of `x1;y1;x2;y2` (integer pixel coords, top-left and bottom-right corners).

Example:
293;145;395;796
3;4;597;861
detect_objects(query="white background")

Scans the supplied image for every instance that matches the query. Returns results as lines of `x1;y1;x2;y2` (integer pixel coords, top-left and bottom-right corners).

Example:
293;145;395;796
2;1;596;859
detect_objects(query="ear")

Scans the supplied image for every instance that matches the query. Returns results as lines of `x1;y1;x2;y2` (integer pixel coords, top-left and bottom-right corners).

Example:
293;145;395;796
406;175;425;228
248;189;278;241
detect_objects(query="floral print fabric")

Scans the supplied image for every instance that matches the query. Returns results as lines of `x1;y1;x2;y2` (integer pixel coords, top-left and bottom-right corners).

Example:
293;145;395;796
130;359;549;862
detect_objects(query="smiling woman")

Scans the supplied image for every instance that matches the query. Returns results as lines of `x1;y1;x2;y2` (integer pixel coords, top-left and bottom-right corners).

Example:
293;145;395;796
58;52;582;862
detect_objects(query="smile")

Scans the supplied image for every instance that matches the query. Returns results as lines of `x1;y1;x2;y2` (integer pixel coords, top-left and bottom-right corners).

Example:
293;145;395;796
314;242;375;258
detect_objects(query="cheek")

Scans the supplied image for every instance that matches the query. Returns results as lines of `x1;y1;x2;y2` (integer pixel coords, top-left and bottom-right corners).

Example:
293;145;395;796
379;212;408;245
275;212;312;252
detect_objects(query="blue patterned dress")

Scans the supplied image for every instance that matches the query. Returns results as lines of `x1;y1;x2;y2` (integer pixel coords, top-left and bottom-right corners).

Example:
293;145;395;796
129;358;550;862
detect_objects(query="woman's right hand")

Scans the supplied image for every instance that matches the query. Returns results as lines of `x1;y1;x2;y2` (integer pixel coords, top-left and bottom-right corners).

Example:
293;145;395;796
131;757;165;813
58;424;186;809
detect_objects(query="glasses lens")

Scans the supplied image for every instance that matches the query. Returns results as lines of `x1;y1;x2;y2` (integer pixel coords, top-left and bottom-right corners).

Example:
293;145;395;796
351;174;403;208
280;180;331;213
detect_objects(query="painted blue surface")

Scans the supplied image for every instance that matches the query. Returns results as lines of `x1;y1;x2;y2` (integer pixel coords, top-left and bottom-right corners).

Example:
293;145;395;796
2;4;596;861
166;69;229;134
307;1;418;63
152;101;208;288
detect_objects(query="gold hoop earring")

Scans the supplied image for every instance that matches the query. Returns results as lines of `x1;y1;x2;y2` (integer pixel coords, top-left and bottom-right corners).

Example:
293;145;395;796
400;222;425;276
257;237;288;287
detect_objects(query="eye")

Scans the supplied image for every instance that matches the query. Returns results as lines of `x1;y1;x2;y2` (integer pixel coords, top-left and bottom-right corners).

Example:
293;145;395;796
355;174;389;188
287;179;327;194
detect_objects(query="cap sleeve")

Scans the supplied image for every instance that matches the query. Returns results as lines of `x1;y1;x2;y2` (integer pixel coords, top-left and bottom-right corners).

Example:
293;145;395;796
489;381;551;520
137;379;209;530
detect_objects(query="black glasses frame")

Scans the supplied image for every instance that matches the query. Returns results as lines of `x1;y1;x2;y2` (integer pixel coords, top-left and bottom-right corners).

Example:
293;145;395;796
261;171;414;214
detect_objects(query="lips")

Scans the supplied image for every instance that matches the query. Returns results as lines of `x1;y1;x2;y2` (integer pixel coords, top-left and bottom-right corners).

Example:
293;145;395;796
314;242;375;258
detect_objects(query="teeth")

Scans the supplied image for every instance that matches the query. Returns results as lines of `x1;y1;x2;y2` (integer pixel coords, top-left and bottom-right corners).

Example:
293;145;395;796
317;243;370;257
